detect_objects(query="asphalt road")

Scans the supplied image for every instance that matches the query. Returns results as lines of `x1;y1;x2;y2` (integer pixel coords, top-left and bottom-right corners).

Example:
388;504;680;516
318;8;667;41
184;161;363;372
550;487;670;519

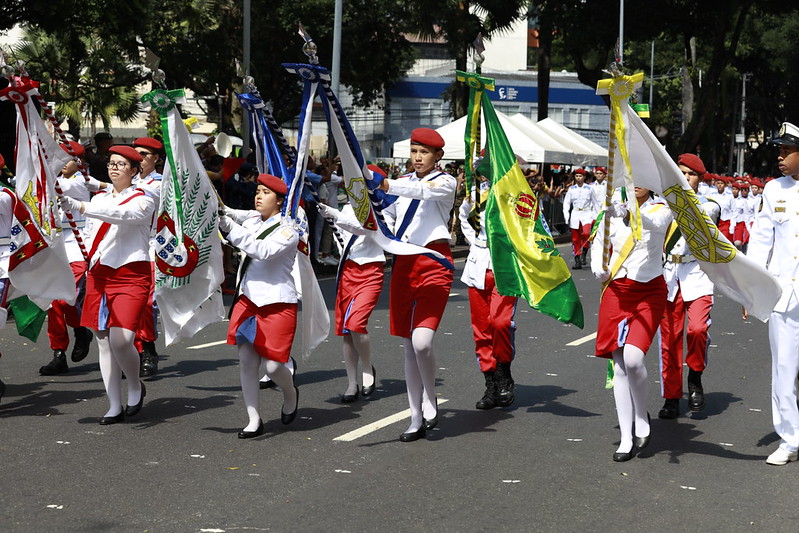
2;244;798;532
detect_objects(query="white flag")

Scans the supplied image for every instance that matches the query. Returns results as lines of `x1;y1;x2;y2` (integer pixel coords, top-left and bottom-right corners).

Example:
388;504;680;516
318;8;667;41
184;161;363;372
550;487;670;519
144;89;226;345
618;104;781;321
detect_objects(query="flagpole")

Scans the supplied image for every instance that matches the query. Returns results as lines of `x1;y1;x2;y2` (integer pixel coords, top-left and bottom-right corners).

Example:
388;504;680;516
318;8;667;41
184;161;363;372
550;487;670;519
1;64;91;263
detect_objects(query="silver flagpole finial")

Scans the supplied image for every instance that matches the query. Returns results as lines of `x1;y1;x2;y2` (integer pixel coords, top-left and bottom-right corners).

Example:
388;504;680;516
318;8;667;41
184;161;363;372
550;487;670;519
473;33;486;68
298;23;319;65
152;69;167;87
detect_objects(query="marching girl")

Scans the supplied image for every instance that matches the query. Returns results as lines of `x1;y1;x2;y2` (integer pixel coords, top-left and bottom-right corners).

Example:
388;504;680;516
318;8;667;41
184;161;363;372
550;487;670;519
379;128;456;442
219;174;300;438
590;187;672;461
318;165;388;403
60;146;155;424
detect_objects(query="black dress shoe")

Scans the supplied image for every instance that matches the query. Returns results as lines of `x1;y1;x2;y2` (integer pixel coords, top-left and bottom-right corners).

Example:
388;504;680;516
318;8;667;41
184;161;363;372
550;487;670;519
125;382;146;417
259;379;276;390
423;397;439;430
0;378;5;403
634;435;651;450
238;420;264;439
341;386;359;404
71;327;93;362
281;386;299;425
658;399;679;419
399;427;426;442
613;450;633;462
99;412;125;425
361;366;377;397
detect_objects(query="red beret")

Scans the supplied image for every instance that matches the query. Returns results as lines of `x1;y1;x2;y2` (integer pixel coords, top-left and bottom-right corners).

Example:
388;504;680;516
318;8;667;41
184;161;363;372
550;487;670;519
0;153;4;169
677;153;706;175
739;182;750;189
108;145;143;163
574;168;586;175
594;166;606;173
256;173;288;195
60;141;85;158
133;137;163;152
410;128;445;149
367;164;387;178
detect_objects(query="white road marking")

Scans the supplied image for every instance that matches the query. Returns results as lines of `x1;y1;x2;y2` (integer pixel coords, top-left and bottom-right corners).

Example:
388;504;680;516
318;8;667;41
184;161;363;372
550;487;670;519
333;399;450;442
187;340;227;350
566;332;597;346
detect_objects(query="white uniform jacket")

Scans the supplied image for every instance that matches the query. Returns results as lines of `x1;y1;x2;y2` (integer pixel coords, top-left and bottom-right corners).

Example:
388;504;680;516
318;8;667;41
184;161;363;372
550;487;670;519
663;196;718;302
382;170;456;246
562;183;597;228
708;191;735;226
83;186;156;269
590;197;673;283
226;210;299;307
459;186;491;290
326;204;385;265
747;176;799;312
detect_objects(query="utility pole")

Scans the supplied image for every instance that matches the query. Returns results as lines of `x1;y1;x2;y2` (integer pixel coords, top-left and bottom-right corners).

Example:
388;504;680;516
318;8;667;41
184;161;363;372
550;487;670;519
241;0;251;159
736;73;750;176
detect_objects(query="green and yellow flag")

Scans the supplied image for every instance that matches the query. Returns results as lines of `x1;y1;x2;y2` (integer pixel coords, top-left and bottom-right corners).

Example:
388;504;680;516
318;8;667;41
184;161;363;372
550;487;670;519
459;72;583;327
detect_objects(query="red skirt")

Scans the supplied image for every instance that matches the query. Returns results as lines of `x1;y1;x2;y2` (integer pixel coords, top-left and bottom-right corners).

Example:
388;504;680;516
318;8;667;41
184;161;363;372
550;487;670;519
336;260;384;336
389;242;453;338
595;276;667;359
81;261;151;331
227;295;297;363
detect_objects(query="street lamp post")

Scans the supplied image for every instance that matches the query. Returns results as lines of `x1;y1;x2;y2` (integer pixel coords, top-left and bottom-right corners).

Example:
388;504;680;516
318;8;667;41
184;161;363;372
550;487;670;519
736;73;750;176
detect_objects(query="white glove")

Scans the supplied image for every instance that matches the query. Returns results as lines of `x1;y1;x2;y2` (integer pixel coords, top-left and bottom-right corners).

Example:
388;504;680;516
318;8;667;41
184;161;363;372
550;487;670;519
593;269;610;283
84;175;106;192
59;195;84;214
317;203;338;221
606;202;628;218
218;215;234;233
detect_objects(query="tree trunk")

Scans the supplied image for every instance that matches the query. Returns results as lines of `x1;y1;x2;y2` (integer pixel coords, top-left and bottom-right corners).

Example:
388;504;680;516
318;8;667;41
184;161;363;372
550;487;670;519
537;20;553;121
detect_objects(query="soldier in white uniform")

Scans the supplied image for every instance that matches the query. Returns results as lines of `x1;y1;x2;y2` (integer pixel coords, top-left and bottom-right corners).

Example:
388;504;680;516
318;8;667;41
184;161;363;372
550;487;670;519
658;154;719;419
562;169;597;269
707;177;735;241
747;121;799;465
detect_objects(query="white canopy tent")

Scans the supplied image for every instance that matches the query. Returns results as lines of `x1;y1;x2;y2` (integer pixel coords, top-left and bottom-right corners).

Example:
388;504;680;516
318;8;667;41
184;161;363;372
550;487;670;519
392;113;607;167
535;117;608;167
392;112;568;164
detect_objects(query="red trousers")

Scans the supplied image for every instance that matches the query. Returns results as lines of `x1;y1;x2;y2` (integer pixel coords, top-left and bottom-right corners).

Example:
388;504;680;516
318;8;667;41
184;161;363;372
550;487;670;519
733;222;750;244
47;261;87;351
659;291;712;400
468;270;517;372
570;224;592;256
134;262;157;353
717;219;733;242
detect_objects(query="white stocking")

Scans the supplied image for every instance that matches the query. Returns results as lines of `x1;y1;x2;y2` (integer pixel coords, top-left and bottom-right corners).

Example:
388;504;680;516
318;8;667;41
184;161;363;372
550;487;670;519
623;344;650;439
343;334;359;396
352;332;374;389
412;327;438;420
611;344;650;454
107;327;141;407
403;337;423;432
96;330;122;417
264;359;297;415
239;343;262;431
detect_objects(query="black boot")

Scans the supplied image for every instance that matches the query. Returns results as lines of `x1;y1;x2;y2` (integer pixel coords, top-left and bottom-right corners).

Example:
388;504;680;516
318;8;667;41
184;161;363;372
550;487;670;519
658;398;679;419
687;369;705;412
495;362;515;407
475;371;498;410
40;350;68;375
571;253;582;270
71;327;93;363
139;341;159;378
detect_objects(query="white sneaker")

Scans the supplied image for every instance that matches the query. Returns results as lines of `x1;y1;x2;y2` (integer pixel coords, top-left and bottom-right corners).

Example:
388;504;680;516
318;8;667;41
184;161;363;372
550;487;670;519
766;447;798;465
